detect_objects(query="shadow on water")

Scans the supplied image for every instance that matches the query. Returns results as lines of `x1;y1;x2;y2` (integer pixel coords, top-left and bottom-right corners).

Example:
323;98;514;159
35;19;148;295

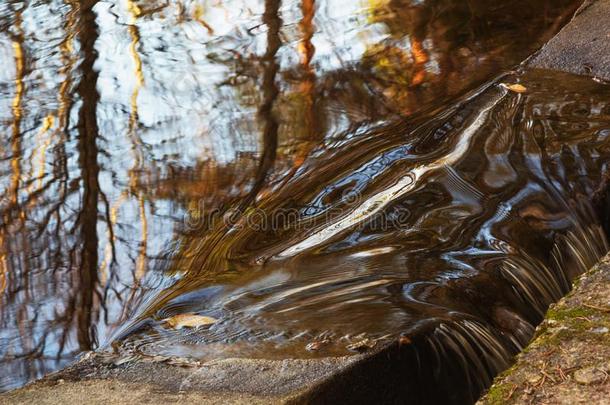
0;0;605;399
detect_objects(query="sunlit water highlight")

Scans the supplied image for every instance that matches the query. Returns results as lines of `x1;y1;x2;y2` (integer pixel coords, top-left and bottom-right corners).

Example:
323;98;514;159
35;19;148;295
1;0;606;399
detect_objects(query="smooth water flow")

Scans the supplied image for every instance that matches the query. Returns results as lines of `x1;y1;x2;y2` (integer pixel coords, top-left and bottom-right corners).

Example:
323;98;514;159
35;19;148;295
114;70;610;390
1;0;607;400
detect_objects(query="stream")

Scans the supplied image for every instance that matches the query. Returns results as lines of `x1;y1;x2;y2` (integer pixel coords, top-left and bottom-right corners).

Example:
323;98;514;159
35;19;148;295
1;0;609;401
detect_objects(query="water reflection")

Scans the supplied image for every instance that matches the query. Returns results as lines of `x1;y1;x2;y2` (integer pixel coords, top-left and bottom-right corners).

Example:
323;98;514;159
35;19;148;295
0;0;586;392
117;70;610;371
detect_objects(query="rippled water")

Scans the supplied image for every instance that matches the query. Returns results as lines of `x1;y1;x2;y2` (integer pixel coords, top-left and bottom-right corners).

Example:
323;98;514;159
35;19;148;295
0;0;600;395
118;69;610;371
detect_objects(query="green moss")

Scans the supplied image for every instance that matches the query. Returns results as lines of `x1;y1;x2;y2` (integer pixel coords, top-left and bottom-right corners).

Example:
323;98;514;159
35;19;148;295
546;306;596;322
480;361;523;404
482;262;610;403
571;275;583;289
483;381;512;405
524;304;610;351
519;306;600;353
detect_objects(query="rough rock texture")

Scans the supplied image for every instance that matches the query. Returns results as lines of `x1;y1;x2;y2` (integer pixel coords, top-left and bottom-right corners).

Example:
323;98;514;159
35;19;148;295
478;255;610;405
0;355;359;404
0;337;468;404
528;0;610;80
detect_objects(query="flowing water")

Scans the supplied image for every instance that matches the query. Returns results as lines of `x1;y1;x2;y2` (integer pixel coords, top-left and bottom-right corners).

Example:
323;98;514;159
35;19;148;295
0;0;608;399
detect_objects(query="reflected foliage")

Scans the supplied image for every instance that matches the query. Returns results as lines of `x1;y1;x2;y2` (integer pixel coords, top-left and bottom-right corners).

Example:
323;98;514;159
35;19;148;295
0;0;584;391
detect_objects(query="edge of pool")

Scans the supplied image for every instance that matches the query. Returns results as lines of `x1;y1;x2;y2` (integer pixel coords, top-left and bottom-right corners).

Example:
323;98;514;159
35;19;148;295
3;1;610;404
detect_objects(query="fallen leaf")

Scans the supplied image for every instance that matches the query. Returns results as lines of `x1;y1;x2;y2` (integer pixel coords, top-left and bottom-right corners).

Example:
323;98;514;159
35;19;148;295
164;313;217;329
398;335;412;346
501;83;527;93
306;339;331;351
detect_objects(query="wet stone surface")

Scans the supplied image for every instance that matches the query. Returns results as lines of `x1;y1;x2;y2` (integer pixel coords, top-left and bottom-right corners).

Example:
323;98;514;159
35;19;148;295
529;0;610;81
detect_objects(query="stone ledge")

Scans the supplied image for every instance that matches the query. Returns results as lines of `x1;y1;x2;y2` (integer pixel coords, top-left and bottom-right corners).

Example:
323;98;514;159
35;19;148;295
0;355;359;404
528;0;610;80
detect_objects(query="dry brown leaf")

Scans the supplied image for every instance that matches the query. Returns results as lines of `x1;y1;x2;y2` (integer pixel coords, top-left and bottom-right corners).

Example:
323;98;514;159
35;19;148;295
501;83;527;93
164;313;217;329
306;339;331;351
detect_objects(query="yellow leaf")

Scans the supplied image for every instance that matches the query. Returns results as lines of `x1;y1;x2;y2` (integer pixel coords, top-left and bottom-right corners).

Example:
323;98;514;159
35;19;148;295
194;4;204;20
501;83;527;93
164;313;217;329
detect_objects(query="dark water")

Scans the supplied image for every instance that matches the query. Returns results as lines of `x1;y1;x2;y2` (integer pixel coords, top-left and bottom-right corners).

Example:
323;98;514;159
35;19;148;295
0;0;602;396
114;71;610;401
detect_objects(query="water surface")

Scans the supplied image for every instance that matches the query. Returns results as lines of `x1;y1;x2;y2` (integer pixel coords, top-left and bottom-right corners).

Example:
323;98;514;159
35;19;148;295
0;0;594;393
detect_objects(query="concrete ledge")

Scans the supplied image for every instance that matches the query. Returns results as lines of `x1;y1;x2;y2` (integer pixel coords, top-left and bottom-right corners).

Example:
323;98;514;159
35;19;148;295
0;355;360;404
0;329;483;404
528;0;610;80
